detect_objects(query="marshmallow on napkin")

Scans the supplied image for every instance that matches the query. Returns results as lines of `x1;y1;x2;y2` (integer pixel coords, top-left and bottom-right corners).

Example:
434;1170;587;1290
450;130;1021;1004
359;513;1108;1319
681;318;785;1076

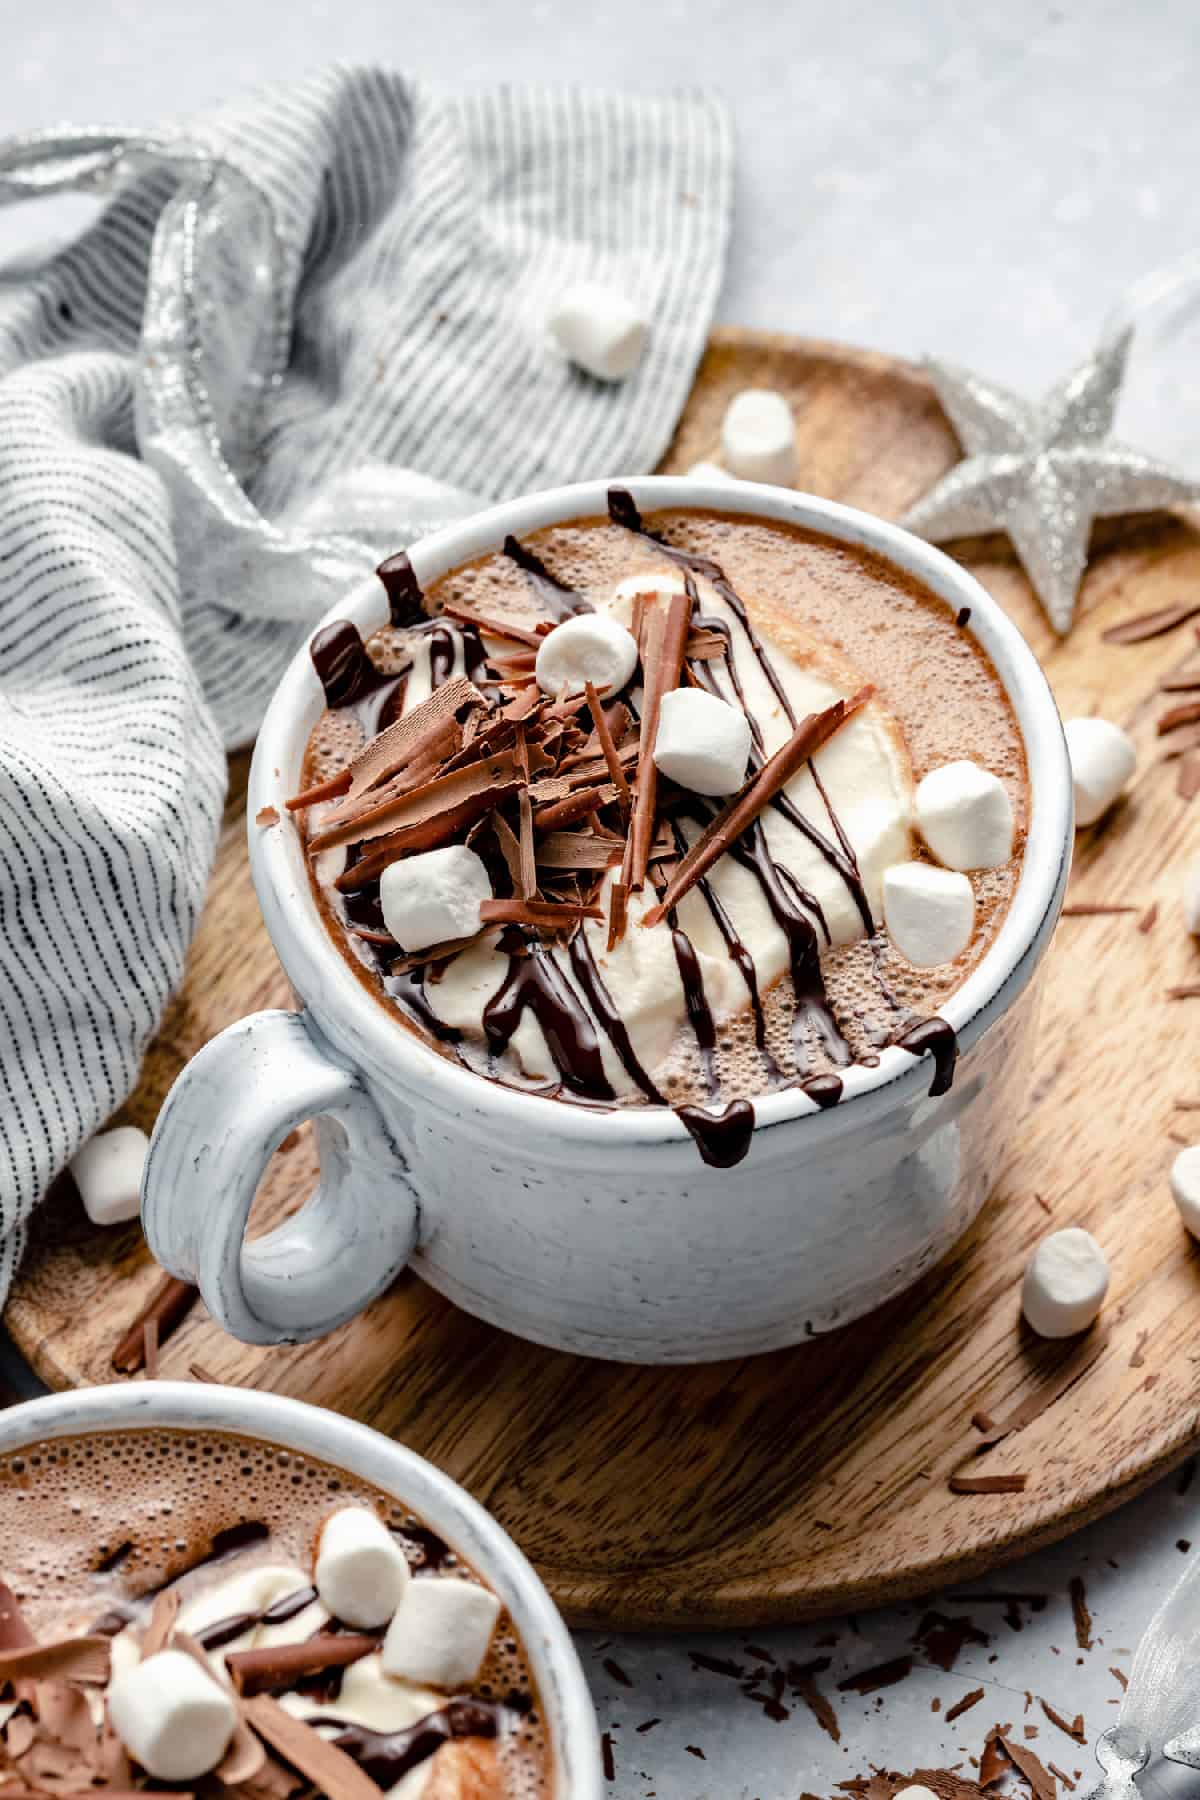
547;283;648;382
382;1577;502;1689
68;1125;149;1226
315;1506;411;1628
107;1648;237;1781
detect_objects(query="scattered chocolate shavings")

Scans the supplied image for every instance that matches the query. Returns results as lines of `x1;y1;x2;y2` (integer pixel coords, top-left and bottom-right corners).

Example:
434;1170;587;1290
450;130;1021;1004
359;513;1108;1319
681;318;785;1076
1025;1726;1040;1740
635;1718;660;1734
945;1689;985;1724
979;1727;1011;1786
1166;984;1200;999
1110;1667;1128;1690
479;899;603;927
1138;902;1159;933
685;1745;706;1760
1159;700;1200;734
686;628;728;659
601;1730;615;1781
536;832;625;870
1049;1765;1077;1790
0;1636;109;1685
517;788;537;900
225;1634;376;1698
1060;904;1138;916
689;1650;744;1679
533;781;620;833
607;879;628;952
949;1474;1029;1494
255;806;280;828
998;1731;1057;1800
438;600;546;647
244;1694;380;1800
1040;1700;1086;1743
1035;1193;1053;1213
1069;1578;1092;1651
914;1611;990;1671
585;682;632;818
787;1658;841;1743
1178;753;1200;800
602;1657;632;1688
1129;1330;1149;1368
644;687;873;926
1103;600;1200;643
837;1656;914;1695
1162;673;1200;691
112;1276;197;1374
322;746;521;858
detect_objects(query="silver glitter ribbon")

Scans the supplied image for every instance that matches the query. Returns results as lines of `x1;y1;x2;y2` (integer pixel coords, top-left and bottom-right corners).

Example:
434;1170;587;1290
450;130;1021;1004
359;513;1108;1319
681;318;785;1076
900;326;1200;636
1083;1551;1200;1800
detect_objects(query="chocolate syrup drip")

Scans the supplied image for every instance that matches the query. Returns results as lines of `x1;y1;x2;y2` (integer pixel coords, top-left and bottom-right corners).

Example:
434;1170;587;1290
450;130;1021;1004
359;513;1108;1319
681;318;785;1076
484;932;615;1101
895;1016;959;1096
801;1073;844;1109
331;1699;502;1787
568;931;665;1103
806;760;873;934
675;1098;756;1167
384;966;463;1044
196;1583;318;1653
665;818;773;1065
670;926;719;1094
398;1525;454;1572
376;551;427;627
309;621;407;735
503;532;590;619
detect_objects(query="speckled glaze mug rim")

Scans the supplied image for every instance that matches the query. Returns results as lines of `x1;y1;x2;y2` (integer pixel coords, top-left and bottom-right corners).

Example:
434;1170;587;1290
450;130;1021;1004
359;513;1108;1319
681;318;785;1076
0;1381;602;1800
248;475;1072;1150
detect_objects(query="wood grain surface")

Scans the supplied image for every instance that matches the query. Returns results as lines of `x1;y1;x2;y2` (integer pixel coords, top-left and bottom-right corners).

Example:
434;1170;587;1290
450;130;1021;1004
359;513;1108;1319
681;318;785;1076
8;329;1200;1628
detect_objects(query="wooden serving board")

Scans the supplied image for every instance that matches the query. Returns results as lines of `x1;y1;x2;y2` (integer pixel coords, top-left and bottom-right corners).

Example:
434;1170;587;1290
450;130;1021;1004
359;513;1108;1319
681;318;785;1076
9;329;1200;1629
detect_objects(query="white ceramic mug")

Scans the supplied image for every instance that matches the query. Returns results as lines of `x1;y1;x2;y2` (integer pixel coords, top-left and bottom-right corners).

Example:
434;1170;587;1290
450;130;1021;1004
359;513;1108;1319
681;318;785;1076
0;1380;602;1800
142;477;1072;1362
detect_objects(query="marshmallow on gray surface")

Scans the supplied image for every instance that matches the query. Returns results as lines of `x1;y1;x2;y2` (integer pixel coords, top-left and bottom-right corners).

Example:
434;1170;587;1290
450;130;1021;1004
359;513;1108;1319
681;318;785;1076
535;612;639;699
1185;857;1200;935
379;845;491;955
1021;1227;1110;1338
720;388;796;485
546;283;648;383
107;1648;237;1781
1064;717;1136;827
68;1124;149;1226
382;1577;502;1689
1170;1145;1200;1238
315;1506;411;1629
914;760;1013;871
653;687;752;796
685;460;736;482
882;862;975;968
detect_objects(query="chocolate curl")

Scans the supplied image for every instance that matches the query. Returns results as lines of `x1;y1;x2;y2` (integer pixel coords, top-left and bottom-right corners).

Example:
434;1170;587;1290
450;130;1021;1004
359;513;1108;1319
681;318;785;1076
340;677;480;798
438;600;547;648
517;788;537;900
479;899;603;927
244;1694;381;1800
642;687;874;927
607;880;629;953
332;755;523;884
1103;600;1200;643
585;681;632;819
621;590;692;895
285;768;351;812
537;833;627;870
225;1634;377;1699
0;1637;110;1686
533;783;619;833
1159;700;1200;735
112;1276;198;1374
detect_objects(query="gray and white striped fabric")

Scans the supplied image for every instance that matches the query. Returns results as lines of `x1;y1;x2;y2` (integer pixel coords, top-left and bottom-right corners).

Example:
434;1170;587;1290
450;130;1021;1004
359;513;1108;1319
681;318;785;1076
0;66;733;1301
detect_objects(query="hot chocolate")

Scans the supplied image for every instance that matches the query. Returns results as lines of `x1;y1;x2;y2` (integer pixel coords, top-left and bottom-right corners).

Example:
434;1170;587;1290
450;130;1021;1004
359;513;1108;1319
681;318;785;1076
0;1427;550;1799
295;491;1027;1164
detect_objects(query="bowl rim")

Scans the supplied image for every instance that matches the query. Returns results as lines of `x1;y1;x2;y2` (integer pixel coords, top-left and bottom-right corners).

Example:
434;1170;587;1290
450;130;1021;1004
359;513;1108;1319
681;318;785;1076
248;475;1072;1151
0;1381;602;1800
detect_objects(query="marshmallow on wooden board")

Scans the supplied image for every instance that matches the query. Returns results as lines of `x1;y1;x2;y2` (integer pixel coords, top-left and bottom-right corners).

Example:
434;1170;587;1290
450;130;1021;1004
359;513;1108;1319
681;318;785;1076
68;1125;149;1226
914;760;1013;871
685;460;736;482
653;687;752;797
314;1506;411;1629
720;388;796;485
534;612;639;699
107;1648;237;1781
381;1577;502;1689
1021;1227;1110;1338
546;283;648;382
882;862;975;968
1063;717;1136;827
379;846;491;955
1171;1145;1200;1238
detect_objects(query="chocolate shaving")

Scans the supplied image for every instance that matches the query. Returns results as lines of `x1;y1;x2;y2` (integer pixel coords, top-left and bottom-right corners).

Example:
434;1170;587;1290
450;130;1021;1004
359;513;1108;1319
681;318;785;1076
112;1277;197;1374
0;1636;109;1686
438;601;546;648
1039;1700;1085;1743
225;1634;376;1698
1166;984;1200;999
536;832;625;870
1178;753;1200;800
608;880;629;952
533;782;619;834
142;1588;180;1659
1159;700;1200;734
643;688;873;926
998;1732;1057;1800
979;1728;1011;1786
517;787;537;900
788;1658;841;1743
1049;1766;1077;1791
478;899;603;927
1060;903;1139;916
285;768;351;812
837;1656;914;1695
1139;902;1159;933
491;810;525;890
945;1689;986;1723
685;628;728;660
622;588;693;895
1161;673;1200;691
1103;601;1200;643
339;683;476;798
255;806;280;828
948;1474;1029;1494
585;681;632;818
1069;1577;1092;1651
333;754;523;883
244;1694;381;1800
1160;722;1200;759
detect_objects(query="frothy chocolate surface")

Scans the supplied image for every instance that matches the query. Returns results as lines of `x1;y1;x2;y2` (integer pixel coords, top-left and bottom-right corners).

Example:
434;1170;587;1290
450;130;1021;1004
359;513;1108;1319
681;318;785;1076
300;502;1027;1159
0;1427;551;1799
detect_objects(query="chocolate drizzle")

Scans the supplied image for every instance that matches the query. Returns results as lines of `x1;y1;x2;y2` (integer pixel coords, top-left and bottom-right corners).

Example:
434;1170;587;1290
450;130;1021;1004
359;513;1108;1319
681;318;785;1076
503;533;590;619
568;930;665;1103
483;931;615;1101
376;551;427;627
310;621;407;735
195;1585;319;1654
331;1698;502;1787
896;1016;959;1096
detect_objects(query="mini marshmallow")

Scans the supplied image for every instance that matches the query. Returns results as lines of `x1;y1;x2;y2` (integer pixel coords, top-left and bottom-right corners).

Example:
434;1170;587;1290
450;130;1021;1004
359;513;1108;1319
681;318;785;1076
1021;1227;1110;1338
653;687;752;797
1170;1145;1200;1238
685;460;736;482
1064;717;1136;827
315;1506;411;1629
914;760;1014;871
107;1648;237;1781
720;388;796;485
534;612;639;699
882;862;974;968
893;1789;940;1800
382;1577;502;1689
1185;856;1200;935
68;1125;149;1226
379;845;491;955
547;283;648;382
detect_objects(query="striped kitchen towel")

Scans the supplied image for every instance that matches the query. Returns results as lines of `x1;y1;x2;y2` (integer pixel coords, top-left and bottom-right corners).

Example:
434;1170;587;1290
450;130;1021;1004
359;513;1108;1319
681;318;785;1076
0;66;733;1300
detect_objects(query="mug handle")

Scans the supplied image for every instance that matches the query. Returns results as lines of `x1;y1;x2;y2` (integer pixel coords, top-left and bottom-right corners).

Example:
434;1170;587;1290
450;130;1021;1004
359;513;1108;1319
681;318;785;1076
141;1010;420;1346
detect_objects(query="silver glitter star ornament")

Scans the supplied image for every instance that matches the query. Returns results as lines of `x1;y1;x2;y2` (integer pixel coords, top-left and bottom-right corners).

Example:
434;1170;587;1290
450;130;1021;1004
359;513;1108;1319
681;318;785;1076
901;328;1200;634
